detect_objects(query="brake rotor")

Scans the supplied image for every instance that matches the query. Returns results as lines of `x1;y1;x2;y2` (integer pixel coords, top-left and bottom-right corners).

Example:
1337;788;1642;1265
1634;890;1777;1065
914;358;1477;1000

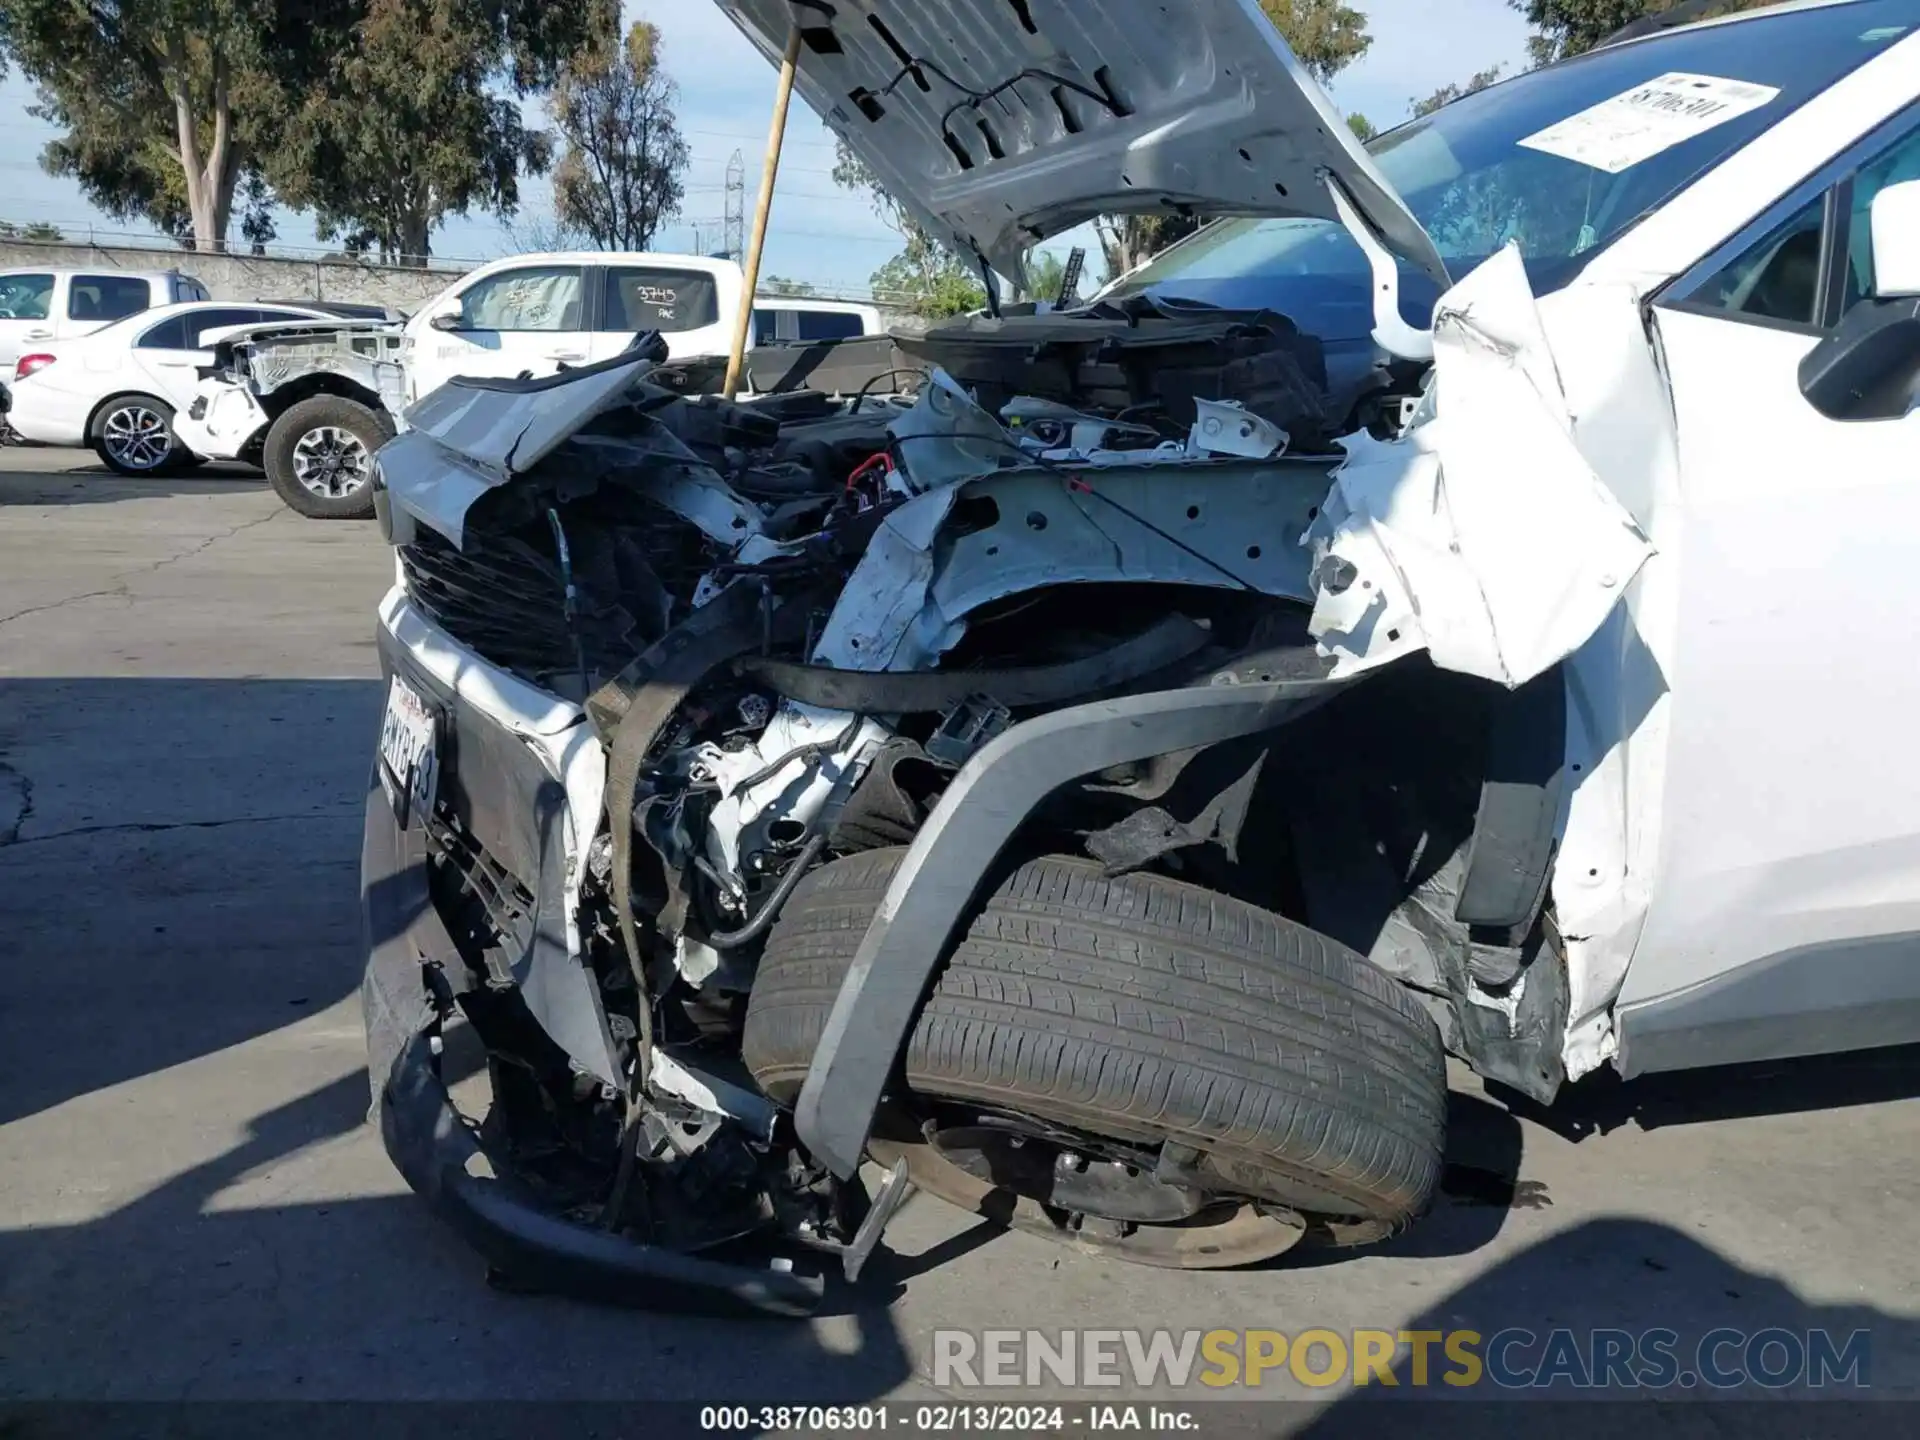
876;1132;1308;1271
928;1124;1207;1224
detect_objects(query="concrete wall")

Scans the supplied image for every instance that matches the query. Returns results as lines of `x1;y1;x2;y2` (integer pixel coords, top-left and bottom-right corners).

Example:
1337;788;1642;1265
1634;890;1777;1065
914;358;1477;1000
0;237;928;328
0;240;464;310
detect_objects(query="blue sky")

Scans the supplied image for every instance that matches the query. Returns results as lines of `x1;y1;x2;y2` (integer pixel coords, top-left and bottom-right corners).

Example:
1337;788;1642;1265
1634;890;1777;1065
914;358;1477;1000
0;0;1535;293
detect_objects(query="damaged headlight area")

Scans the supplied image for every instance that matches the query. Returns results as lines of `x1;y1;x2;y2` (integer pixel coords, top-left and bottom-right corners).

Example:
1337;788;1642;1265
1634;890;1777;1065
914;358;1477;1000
364;267;1644;1310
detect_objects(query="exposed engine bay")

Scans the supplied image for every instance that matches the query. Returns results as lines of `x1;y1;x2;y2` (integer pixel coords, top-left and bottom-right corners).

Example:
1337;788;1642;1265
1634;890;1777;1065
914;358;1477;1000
365;264;1649;1310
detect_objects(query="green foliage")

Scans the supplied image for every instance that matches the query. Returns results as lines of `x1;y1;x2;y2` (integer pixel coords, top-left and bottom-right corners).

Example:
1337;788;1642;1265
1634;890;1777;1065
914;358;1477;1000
1021;249;1071;305
1257;0;1372;83
1510;0;1669;65
0;220;64;242
1347;112;1377;142
761;275;817;296
0;0;294;248
871;233;985;319
269;0;614;265
0;0;611;258
834;136;986;316
548;20;689;251
1410;65;1506;119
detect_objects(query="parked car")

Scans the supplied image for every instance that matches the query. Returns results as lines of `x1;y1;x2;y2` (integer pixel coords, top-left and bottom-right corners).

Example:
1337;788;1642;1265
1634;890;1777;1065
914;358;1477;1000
359;0;1920;1308
5;300;339;474
751;296;884;344
174;258;889;520
0;266;210;375
400;252;886;401
0;266;211;448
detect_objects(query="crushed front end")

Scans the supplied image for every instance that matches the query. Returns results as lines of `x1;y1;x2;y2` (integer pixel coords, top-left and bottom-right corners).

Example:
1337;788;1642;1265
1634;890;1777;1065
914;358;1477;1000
360;272;1650;1304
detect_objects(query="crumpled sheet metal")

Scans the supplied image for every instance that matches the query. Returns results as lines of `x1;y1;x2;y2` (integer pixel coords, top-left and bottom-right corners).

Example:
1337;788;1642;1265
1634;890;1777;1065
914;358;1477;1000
1304;245;1655;690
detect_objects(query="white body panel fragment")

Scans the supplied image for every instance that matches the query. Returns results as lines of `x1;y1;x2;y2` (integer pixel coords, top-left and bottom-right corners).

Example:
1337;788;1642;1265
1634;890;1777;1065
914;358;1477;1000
1304;247;1655;690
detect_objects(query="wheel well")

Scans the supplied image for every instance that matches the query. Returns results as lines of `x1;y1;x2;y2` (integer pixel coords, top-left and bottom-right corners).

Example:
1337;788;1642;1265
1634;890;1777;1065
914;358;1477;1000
261;373;387;422
85;391;169;440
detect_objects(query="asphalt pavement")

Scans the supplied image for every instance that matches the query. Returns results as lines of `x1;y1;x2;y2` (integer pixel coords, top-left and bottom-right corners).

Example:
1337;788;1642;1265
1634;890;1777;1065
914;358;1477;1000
1;447;1916;1425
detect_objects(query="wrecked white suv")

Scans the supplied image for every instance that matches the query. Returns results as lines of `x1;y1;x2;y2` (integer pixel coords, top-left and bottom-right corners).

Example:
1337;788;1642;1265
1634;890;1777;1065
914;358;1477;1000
360;0;1920;1312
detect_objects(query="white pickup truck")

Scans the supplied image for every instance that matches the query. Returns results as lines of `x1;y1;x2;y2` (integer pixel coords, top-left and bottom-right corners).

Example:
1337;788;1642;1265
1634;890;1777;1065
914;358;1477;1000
174;251;885;518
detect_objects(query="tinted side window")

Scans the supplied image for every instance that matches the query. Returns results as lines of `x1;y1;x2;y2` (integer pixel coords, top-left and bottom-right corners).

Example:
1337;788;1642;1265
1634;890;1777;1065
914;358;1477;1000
456;267;584;331
752;308;780;345
1689;196;1826;328
0;273;55;321
602;268;720;333
137;316;187;350
184;308;265;346
796;310;864;341
69;275;152;322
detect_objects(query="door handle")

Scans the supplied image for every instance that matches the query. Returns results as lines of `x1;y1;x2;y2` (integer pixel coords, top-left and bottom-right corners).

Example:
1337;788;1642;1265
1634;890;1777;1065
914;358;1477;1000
24;329;51;340
544;350;586;362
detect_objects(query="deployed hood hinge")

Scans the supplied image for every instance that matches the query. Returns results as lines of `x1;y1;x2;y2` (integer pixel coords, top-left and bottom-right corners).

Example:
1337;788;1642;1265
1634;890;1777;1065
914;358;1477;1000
1324;171;1437;364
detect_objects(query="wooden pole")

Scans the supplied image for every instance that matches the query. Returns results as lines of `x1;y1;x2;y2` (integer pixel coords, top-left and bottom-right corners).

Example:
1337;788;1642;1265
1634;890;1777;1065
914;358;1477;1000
723;26;803;400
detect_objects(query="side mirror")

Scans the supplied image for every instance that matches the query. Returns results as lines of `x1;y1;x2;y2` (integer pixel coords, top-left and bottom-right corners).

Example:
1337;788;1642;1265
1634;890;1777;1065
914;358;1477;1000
1870;178;1920;300
1797;180;1920;421
428;303;463;332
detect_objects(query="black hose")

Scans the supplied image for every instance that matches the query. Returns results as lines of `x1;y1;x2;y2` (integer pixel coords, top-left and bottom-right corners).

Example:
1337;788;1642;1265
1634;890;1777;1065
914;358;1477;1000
705;833;828;951
723;712;865;799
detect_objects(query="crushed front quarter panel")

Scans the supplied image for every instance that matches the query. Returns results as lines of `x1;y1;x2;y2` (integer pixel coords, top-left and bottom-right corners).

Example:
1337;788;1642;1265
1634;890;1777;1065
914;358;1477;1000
1304;245;1656;690
240;325;407;397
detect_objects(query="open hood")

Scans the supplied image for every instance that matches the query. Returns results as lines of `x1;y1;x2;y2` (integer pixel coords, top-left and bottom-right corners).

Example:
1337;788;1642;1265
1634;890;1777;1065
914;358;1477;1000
712;0;1447;289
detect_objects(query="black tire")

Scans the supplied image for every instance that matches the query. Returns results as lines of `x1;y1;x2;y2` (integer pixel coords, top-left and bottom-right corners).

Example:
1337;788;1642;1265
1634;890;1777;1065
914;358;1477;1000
263;394;393;520
90;394;190;476
744;849;1448;1232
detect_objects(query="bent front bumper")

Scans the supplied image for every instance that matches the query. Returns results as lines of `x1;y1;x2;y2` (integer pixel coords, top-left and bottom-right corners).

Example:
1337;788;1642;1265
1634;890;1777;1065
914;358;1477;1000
175;384;268;461
360;772;825;1317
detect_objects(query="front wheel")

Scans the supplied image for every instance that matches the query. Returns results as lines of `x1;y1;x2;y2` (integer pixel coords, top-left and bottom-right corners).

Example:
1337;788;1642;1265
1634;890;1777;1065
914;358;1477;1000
93;396;189;476
743;849;1450;1269
264;395;393;520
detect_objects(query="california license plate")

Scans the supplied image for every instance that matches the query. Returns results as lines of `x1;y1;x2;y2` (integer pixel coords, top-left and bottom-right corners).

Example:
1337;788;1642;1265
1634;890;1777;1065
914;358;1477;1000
378;673;439;827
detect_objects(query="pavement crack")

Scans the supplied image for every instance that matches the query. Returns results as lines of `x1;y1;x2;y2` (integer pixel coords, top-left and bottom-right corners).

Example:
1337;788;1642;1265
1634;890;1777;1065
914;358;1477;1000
142;510;284;578
0;760;33;845
0;805;358;850
0;582;131;631
0;508;282;631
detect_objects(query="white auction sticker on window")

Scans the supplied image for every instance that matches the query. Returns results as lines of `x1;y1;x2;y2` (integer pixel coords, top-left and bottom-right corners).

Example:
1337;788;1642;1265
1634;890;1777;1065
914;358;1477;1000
1517;72;1780;174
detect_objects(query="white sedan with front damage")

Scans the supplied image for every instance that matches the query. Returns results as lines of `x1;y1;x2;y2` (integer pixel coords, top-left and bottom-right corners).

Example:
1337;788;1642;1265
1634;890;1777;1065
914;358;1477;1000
355;0;1920;1311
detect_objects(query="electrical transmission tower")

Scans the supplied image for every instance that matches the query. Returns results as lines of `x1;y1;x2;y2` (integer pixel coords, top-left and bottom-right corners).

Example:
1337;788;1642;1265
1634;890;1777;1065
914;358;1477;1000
723;150;746;260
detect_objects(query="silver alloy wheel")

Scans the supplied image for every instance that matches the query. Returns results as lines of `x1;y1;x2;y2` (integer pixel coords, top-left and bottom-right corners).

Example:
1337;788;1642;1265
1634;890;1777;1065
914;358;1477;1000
101;404;173;471
290;425;372;500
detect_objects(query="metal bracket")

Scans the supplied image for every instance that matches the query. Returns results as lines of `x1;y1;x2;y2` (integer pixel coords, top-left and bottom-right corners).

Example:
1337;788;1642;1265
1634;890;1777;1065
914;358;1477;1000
1325;172;1436;363
798;1158;917;1282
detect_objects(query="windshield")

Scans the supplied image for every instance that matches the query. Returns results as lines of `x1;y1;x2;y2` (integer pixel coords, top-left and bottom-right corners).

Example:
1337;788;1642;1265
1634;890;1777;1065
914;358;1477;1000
1108;0;1918;334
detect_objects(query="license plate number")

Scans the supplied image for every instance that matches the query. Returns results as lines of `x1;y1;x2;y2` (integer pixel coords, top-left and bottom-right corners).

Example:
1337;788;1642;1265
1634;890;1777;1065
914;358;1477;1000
378;674;438;826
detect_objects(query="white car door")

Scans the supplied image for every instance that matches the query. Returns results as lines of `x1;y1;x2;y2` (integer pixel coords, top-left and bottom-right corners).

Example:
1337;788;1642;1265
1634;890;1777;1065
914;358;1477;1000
411;263;591;397
0;271;58;373
1622;113;1920;1054
128;306;267;408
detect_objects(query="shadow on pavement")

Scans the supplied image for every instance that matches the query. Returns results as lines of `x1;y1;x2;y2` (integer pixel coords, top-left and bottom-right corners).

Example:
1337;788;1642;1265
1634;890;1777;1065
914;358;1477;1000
1303;1215;1914;1436
0;678;380;1125
0;464;267;507
1502;1041;1920;1143
0;1066;918;1405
